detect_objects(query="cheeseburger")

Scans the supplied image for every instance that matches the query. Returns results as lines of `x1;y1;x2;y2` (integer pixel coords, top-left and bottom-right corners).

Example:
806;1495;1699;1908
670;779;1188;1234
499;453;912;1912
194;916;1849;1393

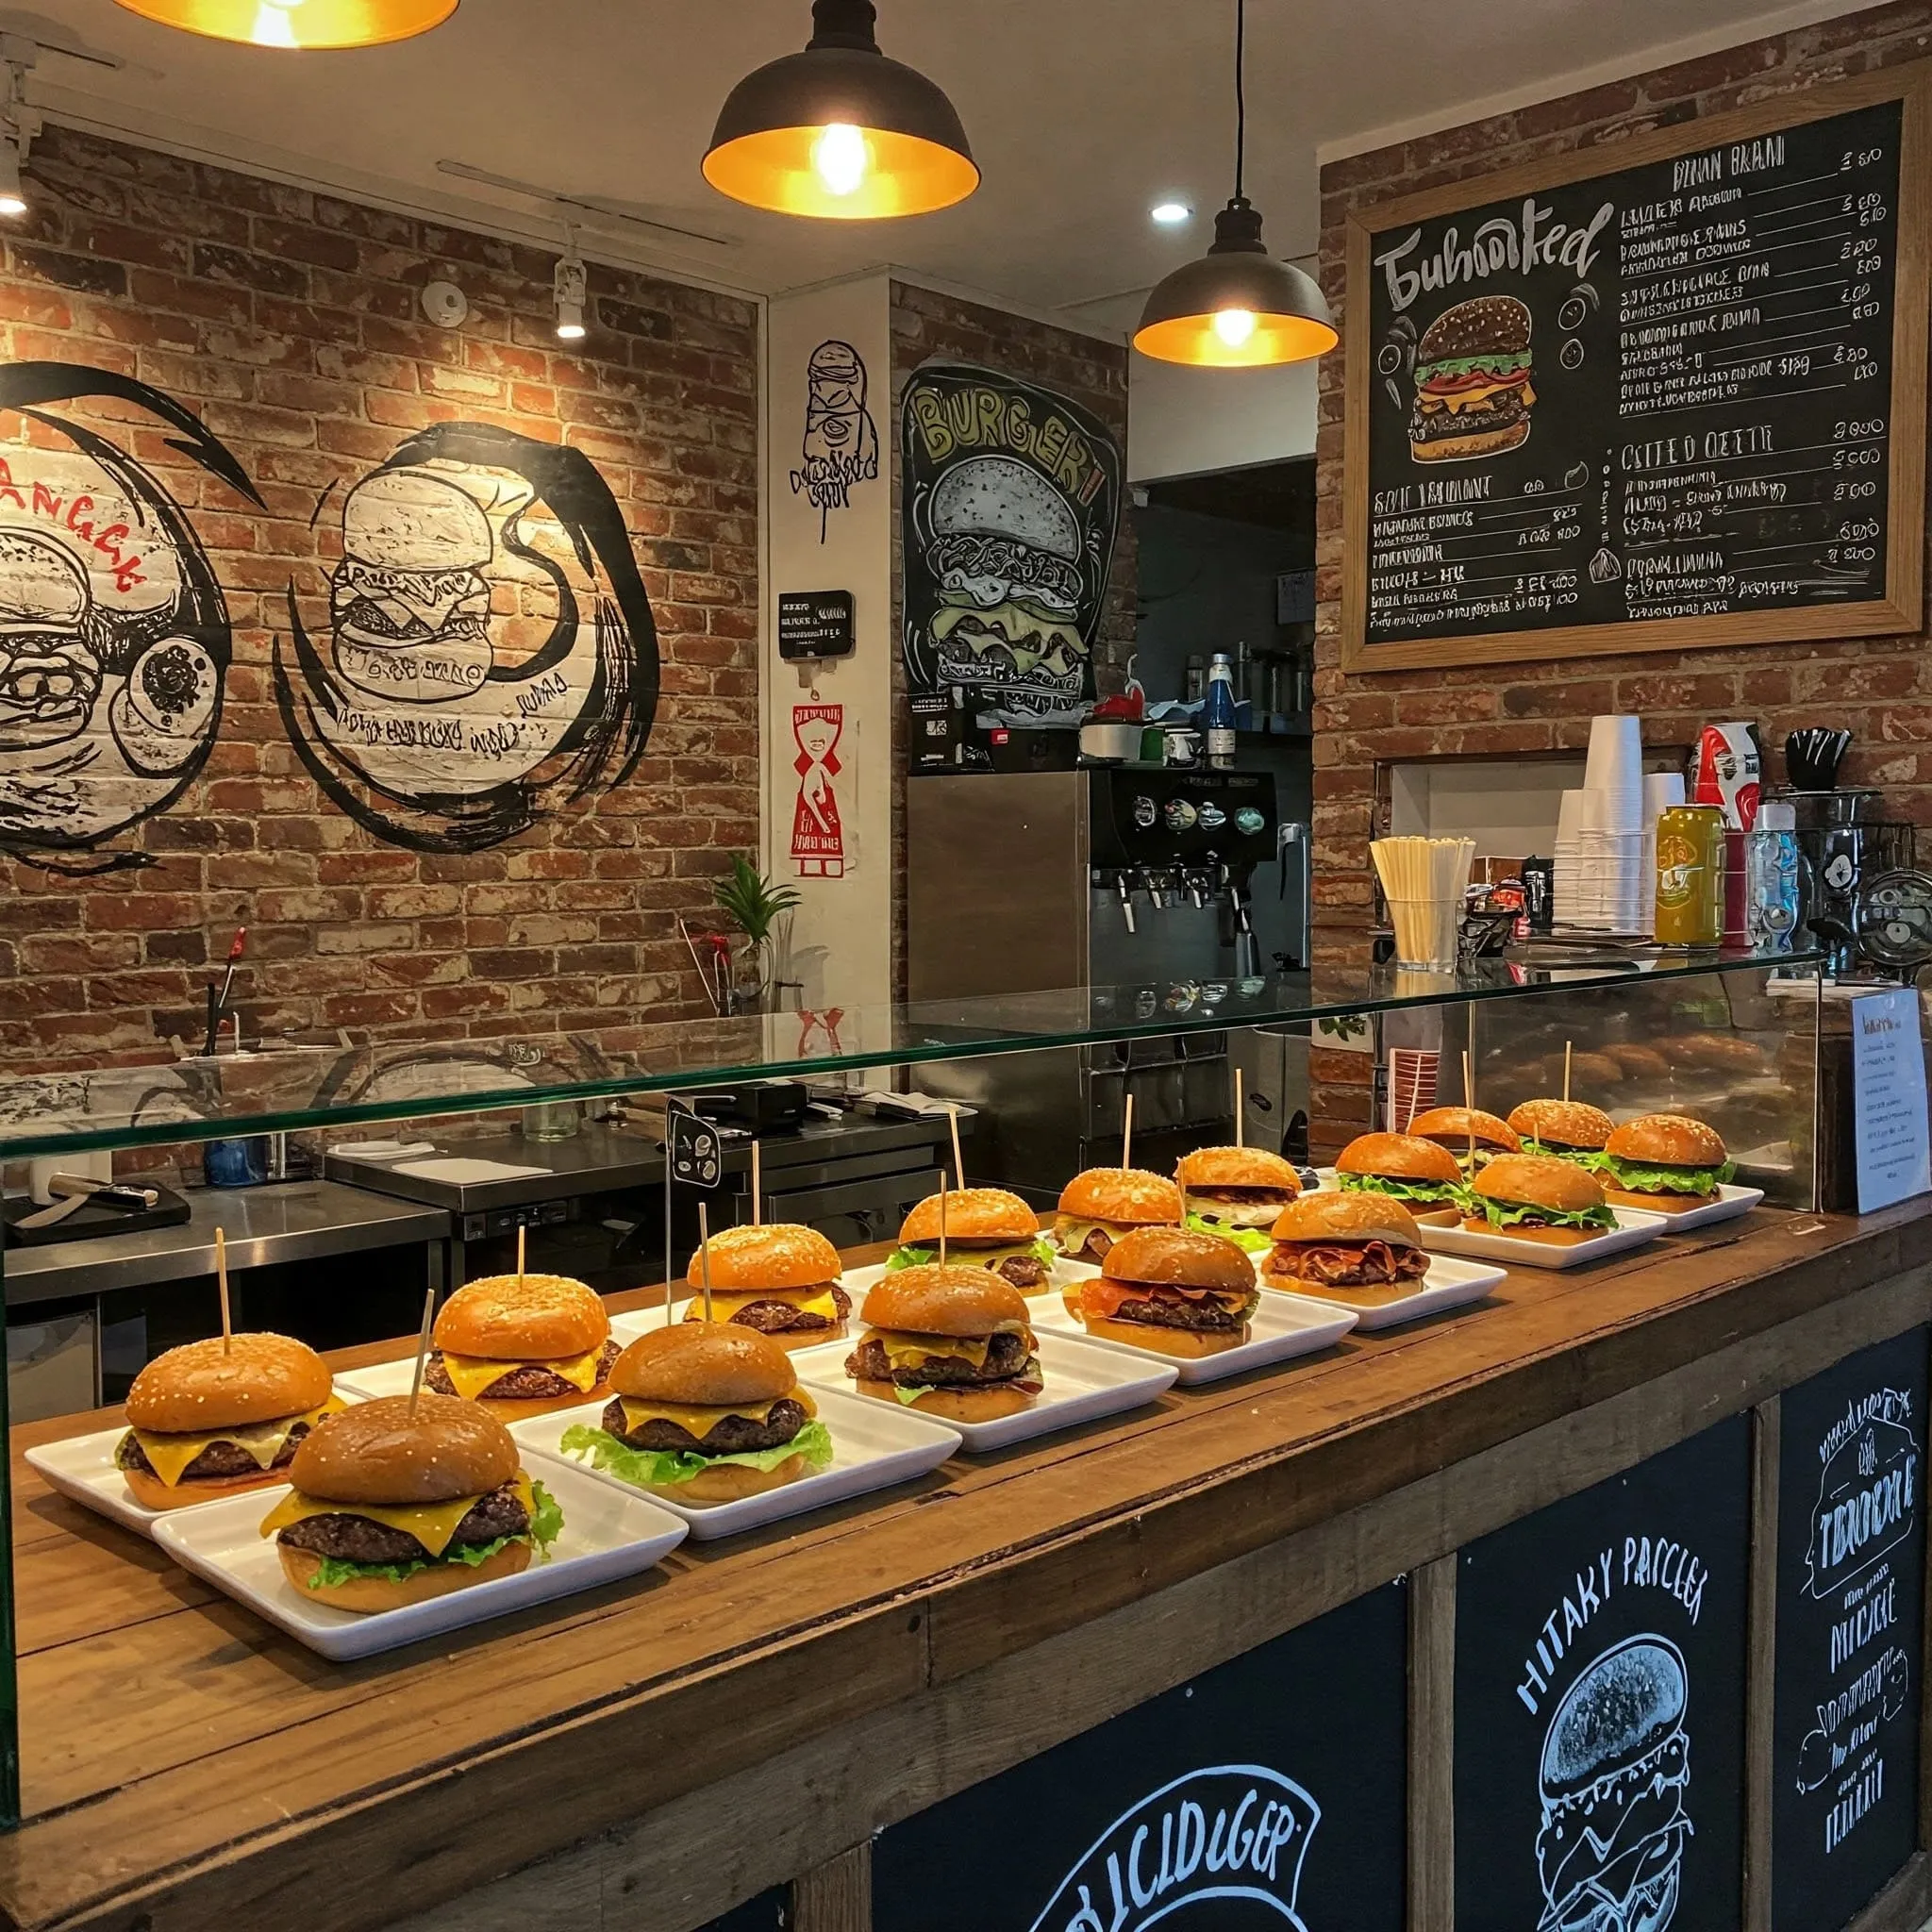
425;1273;617;1414
1467;1155;1617;1244
1051;1167;1183;1267
1262;1193;1431;1302
1407;1107;1522;1174
685;1222;850;1345
1176;1145;1301;1252
1334;1132;1467;1218
1407;294;1535;464
1507;1099;1615;1165
116;1332;344;1512
1598;1114;1734;1212
1079;1227;1259;1358
846;1266;1041;1422
889;1188;1055;1292
560;1324;832;1504
259;1393;561;1613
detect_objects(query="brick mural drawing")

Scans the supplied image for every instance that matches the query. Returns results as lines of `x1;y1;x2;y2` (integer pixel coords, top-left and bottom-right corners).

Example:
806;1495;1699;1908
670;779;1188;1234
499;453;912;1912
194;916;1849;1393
0;363;257;874
275;422;659;853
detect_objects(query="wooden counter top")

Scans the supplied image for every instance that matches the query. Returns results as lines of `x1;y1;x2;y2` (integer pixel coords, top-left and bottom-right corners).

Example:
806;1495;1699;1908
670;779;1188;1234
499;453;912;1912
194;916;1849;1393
7;1203;1932;1932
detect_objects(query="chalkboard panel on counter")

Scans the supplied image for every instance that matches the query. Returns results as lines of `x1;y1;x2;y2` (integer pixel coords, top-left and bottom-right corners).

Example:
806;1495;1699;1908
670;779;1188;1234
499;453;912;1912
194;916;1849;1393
1342;65;1930;670
873;1583;1407;1932
1774;1330;1928;1932
1454;1415;1752;1932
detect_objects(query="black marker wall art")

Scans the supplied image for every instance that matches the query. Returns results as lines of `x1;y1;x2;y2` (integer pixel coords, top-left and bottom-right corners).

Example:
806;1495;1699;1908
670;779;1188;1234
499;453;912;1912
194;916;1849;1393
900;359;1122;731
791;338;877;541
0;362;258;873
275;423;658;854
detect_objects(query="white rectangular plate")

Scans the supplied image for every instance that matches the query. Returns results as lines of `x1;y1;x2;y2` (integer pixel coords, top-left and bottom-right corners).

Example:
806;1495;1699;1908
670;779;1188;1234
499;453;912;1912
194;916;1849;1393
1029;1284;1357;1382
1599;1182;1764;1232
1416;1208;1670;1270
513;1382;961;1540
785;1328;1177;1452
25;1381;368;1541
152;1457;687;1660
1272;1253;1507;1332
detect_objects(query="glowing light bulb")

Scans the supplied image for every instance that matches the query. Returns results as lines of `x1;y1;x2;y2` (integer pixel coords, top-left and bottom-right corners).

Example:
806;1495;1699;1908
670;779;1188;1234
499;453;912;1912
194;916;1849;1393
249;0;301;45
811;123;869;198
1212;308;1257;349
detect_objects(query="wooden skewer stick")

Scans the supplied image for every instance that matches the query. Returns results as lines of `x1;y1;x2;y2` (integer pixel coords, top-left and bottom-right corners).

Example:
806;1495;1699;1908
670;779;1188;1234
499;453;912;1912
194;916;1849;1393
1463;1051;1477;1172
698;1203;714;1323
1563;1041;1574;1104
938;1177;948;1270
947;1104;966;1192
750;1138;761;1226
1123;1092;1135;1171
1235;1068;1244;1149
516;1223;525;1291
215;1228;232;1356
407;1284;435;1416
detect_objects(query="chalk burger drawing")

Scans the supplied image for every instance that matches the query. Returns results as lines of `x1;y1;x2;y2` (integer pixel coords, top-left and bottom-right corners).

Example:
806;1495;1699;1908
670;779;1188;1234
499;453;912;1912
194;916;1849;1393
0;363;256;871
1537;1636;1692;1932
275;423;658;853
1407;294;1536;464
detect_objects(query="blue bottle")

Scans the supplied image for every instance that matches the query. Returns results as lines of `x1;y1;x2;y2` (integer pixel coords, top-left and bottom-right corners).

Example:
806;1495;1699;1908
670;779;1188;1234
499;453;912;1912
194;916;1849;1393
1203;653;1238;770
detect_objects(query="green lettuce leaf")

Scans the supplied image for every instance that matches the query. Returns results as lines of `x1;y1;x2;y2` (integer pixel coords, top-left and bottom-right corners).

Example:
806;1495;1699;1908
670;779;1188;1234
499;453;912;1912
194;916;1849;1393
1183;1210;1274;1254
887;1237;1056;1273
559;1419;835;1490
1520;1139;1611;1171
1415;351;1532;382
1337;1171;1469;1208
1598;1158;1735;1196
527;1479;563;1555
1476;1197;1618;1231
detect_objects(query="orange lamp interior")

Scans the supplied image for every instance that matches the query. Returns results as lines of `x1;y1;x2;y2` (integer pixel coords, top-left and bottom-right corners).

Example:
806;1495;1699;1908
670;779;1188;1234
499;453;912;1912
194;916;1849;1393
113;0;456;48
1133;311;1340;369
704;125;979;220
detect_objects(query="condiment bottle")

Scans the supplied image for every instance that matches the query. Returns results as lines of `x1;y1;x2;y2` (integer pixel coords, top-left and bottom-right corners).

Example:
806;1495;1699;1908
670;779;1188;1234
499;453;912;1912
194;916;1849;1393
1203;653;1237;770
1654;804;1725;947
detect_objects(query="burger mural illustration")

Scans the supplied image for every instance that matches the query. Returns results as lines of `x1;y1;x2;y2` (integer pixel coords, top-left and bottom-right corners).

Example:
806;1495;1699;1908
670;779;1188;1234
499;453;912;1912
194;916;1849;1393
1536;1636;1692;1932
791;338;878;541
1407;294;1536;464
901;360;1121;730
275;422;658;853
0;363;255;872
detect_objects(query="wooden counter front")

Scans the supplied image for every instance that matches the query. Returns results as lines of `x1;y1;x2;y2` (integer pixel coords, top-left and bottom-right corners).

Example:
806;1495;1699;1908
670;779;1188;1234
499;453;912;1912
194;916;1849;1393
5;1204;1932;1932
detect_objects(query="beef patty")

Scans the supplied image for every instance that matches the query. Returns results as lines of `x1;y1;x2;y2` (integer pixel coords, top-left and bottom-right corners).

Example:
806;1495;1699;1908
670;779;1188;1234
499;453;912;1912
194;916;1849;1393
1106;1287;1251;1332
117;1419;315;1484
720;1285;852;1336
1189;1187;1291;1207
845;1328;1036;1389
994;1255;1047;1291
601;1394;812;1457
276;1479;529;1566
425;1338;622;1401
1409;385;1529;448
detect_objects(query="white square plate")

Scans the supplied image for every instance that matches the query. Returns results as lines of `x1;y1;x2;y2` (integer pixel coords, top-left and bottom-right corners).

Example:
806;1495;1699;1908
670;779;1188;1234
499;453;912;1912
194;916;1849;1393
513;1382;961;1540
151;1457;687;1660
25;1381;368;1541
1266;1253;1507;1331
1415;1208;1670;1270
785;1328;1177;1452
1029;1284;1357;1382
1597;1182;1764;1232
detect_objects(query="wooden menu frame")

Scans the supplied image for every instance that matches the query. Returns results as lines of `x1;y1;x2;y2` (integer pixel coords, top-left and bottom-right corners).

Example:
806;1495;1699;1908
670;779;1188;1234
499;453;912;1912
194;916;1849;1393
1341;60;1932;673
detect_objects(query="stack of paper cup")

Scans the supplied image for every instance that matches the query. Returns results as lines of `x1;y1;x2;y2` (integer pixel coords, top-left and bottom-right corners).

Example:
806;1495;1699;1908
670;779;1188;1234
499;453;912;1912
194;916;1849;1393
1640;770;1687;938
1554;790;1586;928
1567;714;1648;932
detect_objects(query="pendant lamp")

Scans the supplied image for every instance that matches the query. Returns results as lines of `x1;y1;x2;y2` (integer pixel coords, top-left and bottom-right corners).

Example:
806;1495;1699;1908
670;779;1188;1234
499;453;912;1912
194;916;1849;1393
112;0;455;49
704;0;977;220
1134;0;1335;368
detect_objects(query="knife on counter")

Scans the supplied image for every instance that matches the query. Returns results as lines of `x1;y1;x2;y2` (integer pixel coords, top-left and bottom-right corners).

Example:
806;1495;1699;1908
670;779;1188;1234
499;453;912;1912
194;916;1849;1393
14;1174;162;1230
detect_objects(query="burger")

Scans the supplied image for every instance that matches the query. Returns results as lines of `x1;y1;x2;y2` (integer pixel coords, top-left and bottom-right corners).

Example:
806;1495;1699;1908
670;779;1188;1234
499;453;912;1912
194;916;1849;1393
846;1266;1042;1422
888;1188;1056;1292
1506;1099;1615;1166
1175;1146;1301;1253
116;1332;344;1512
1407;1107;1522;1175
922;455;1088;718
559;1324;832;1504
1673;1032;1769;1077
0;530;97;753
1407;294;1535;464
425;1273;617;1414
1466;1154;1618;1244
684;1222;850;1346
258;1393;562;1613
1078;1227;1259;1357
1334;1132;1468;1219
1051;1167;1184;1269
1602;1043;1672;1083
1598;1114;1734;1213
1261;1192;1432;1301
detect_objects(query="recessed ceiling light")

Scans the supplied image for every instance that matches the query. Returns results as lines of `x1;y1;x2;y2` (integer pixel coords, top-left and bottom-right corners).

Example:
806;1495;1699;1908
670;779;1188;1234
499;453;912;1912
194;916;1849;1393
1150;200;1191;225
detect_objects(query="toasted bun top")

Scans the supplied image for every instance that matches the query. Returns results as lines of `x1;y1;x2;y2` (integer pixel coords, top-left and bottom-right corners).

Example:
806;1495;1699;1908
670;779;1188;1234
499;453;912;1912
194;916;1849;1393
1336;1132;1463;1183
610;1322;797;1406
1270;1191;1423;1247
1474;1154;1607;1213
1057;1166;1183;1224
125;1332;332;1433
432;1274;609;1361
1407;1108;1522;1152
688;1221;841;1291
1174;1145;1301;1192
1101;1225;1257;1292
1605;1113;1727;1168
899;1187;1040;1245
859;1263;1030;1337
288;1393;518;1506
1417;293;1532;364
1507;1099;1615;1151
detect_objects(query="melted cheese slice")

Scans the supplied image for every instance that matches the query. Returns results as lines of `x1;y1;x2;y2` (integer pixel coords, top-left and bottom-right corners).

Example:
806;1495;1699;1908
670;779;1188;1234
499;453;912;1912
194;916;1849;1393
129;1396;346;1489
683;1288;841;1324
438;1347;605;1402
260;1471;533;1559
616;1388;816;1439
1418;377;1536;417
873;1323;1036;1374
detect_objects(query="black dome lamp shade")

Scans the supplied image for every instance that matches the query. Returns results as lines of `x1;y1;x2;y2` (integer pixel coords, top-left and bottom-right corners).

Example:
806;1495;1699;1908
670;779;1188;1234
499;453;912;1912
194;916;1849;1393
1134;0;1336;367
704;0;978;220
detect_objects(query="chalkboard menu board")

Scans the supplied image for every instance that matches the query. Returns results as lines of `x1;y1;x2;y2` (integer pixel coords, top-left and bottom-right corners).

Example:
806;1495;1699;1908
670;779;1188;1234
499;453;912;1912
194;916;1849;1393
1774;1330;1928;1932
874;1583;1407;1932
1455;1416;1752;1932
1342;66;1930;670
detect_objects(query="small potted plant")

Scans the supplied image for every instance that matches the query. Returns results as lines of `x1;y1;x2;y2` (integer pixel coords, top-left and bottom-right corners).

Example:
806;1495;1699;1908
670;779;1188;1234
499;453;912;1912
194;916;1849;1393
711;855;801;1012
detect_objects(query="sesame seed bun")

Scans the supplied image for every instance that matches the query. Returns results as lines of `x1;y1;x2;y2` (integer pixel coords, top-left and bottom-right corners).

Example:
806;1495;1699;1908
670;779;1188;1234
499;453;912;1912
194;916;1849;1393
1174;1146;1301;1194
1407;1108;1521;1153
858;1264;1030;1337
1506;1100;1615;1153
610;1322;797;1408
1269;1191;1424;1248
277;1537;530;1611
431;1274;609;1363
1056;1167;1183;1225
1604;1114;1728;1168
687;1222;841;1292
898;1188;1040;1245
287;1393;520;1507
125;1332;333;1435
1473;1155;1608;1217
1101;1226;1258;1294
851;1378;1039;1423
1336;1133;1463;1185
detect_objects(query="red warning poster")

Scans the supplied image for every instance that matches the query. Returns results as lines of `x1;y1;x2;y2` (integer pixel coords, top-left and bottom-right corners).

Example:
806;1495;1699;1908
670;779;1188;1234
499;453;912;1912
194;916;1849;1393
791;702;845;877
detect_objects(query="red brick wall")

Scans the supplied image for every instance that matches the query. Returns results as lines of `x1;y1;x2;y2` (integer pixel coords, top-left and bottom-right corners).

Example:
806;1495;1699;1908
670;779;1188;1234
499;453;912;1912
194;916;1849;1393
1309;2;1932;1139
0;125;759;1072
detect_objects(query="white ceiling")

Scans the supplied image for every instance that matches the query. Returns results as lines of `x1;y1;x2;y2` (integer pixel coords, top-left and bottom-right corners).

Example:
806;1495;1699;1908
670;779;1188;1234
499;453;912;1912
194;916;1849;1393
5;0;1888;327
